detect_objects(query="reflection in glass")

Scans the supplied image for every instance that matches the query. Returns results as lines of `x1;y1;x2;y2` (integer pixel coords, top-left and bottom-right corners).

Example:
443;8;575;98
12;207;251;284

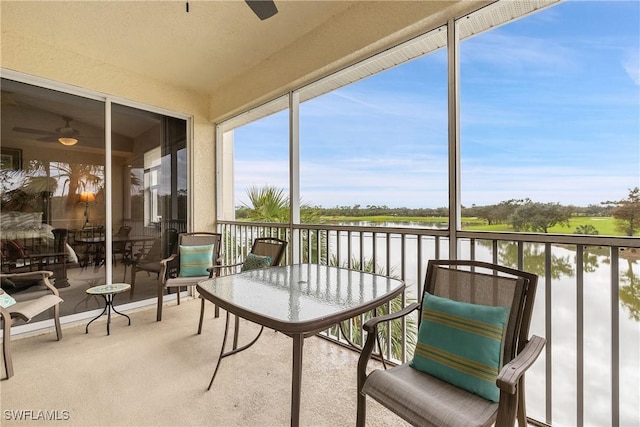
1;79;187;320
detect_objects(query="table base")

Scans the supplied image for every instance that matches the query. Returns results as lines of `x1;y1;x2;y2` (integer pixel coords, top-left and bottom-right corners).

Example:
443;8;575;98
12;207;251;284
85;293;131;335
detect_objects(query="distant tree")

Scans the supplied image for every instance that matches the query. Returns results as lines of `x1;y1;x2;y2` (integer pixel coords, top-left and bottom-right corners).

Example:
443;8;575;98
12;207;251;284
575;224;599;235
605;187;640;236
472;199;523;225
510;201;570;233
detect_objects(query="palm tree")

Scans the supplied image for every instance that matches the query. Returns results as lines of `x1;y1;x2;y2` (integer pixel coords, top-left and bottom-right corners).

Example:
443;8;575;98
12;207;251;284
242;185;289;223
329;255;417;362
51;162;103;211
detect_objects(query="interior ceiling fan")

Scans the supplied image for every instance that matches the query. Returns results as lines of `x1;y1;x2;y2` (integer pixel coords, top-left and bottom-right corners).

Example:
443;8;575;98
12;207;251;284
12;115;87;146
245;0;278;20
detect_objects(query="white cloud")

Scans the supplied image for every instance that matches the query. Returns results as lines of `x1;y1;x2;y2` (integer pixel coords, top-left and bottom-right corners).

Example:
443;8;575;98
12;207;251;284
622;49;640;85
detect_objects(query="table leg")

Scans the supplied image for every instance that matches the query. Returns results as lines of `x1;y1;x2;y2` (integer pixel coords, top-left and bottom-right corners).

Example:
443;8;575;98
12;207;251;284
106;294;112;335
111;297;132;327
291;334;304;427
207;312;265;391
85;295;108;334
85;293;131;335
207;311;232;390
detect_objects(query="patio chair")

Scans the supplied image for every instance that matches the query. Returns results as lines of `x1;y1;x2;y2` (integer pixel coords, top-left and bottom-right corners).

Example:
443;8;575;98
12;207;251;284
197;237;287;335
356;259;546;427
111;225;132;266
156;232;222;322
0;270;63;380
128;228;178;297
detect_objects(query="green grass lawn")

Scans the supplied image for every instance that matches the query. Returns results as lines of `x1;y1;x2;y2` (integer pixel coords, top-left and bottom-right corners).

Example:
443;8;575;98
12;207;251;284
466;216;624;235
321;215;630;236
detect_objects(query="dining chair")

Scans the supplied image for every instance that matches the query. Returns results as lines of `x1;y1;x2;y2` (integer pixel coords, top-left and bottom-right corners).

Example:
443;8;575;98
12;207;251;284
128;236;164;297
0;270;63;379
356;259;546;427
111;225;132;267
128;228;178;297
197;236;287;335
156;232;222;321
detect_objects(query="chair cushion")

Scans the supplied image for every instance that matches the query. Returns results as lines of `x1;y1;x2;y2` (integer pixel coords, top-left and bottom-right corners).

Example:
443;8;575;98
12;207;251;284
9;294;63;322
179;244;214;277
241;253;272;271
165;275;207;288
362;364;498;427
411;293;510;402
0;288;16;308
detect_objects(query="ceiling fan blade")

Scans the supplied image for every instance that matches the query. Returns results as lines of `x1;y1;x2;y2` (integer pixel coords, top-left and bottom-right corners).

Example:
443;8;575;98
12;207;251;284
245;0;277;20
12;126;56;136
37;136;58;142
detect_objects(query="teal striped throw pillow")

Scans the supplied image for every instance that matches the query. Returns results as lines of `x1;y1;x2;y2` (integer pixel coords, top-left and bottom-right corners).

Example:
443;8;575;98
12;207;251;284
179;244;214;277
411;293;510;402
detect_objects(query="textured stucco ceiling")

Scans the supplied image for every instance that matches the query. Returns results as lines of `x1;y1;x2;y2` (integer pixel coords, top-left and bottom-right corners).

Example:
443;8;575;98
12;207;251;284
1;1;358;93
1;0;490;121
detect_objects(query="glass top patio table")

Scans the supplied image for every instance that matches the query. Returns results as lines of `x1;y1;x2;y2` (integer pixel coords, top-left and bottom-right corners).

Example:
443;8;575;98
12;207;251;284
196;263;405;427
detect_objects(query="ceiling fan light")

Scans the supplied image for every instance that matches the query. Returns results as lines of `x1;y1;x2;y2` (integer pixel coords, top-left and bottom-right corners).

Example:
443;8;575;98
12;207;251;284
58;136;78;146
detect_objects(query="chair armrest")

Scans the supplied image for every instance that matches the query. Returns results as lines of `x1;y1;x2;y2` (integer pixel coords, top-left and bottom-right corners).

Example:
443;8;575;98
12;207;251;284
158;254;179;283
496;335;546;394
209;261;243;277
158;254;178;267
0;270;58;297
0;305;10;323
357;301;420;393
362;302;420;333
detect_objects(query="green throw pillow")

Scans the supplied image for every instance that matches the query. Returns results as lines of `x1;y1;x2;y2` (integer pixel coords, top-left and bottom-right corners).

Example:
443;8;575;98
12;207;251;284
0;288;17;308
241;253;272;271
179;244;214;277
411;293;510;402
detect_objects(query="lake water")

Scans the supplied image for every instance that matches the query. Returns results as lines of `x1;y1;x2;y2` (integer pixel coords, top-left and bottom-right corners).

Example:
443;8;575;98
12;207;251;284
322;221;640;426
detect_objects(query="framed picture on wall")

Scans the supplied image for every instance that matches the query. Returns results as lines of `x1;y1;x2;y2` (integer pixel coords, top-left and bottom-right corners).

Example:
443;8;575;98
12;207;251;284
0;148;22;171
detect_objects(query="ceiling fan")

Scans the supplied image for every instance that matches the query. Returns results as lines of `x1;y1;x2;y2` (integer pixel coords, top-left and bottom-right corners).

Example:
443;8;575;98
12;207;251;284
245;0;278;20
13;116;85;146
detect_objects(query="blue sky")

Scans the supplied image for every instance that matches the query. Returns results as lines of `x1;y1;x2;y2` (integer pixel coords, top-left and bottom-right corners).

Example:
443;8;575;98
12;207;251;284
234;0;639;209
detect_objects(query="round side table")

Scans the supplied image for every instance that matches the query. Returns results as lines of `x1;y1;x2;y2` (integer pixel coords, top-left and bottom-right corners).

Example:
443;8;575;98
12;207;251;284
85;283;132;335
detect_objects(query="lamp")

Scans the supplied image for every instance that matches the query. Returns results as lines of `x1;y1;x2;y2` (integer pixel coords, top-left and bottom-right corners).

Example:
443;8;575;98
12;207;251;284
78;191;96;227
58;136;78;146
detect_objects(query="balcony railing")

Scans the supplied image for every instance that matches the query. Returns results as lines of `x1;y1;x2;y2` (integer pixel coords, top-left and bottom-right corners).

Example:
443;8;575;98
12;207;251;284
218;220;640;427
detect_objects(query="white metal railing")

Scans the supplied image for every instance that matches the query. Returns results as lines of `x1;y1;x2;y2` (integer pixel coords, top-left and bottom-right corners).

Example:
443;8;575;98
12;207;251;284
217;220;640;427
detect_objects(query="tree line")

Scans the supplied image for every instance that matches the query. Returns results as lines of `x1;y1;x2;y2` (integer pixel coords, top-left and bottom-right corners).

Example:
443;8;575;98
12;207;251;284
237;186;640;236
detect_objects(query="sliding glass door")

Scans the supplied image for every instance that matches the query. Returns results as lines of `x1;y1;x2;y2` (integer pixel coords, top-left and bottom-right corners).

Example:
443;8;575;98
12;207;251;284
1;77;187;319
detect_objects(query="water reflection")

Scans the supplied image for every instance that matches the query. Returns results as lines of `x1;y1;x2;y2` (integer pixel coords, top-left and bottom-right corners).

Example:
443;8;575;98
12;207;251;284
620;256;639;321
324;223;639;425
475;240;640;322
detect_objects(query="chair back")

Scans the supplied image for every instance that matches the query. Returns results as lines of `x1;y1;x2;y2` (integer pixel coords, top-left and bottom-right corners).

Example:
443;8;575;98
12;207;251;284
177;232;222;270
164;228;179;258
250;237;287;266
141;237;163;262
116;226;132;237
423;259;537;365
112;226;132;255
